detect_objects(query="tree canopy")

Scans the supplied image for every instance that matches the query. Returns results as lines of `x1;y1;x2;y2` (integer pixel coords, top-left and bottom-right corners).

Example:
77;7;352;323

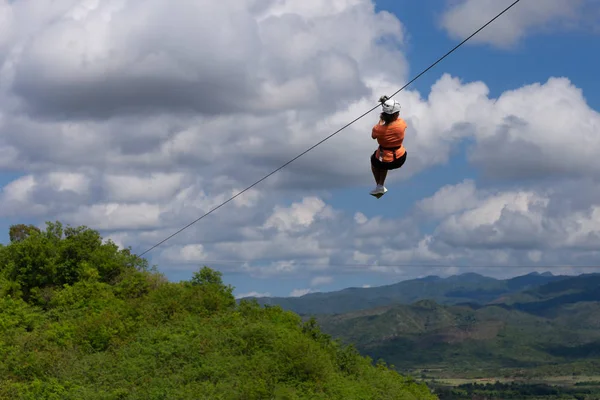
0;221;436;399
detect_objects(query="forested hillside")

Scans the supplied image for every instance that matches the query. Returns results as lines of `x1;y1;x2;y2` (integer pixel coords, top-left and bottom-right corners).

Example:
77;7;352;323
0;222;436;400
315;277;600;379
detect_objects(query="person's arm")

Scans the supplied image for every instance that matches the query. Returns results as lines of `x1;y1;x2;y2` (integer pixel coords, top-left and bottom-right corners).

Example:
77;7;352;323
400;121;407;140
373;95;388;139
372;124;379;139
398;125;406;140
393;121;406;142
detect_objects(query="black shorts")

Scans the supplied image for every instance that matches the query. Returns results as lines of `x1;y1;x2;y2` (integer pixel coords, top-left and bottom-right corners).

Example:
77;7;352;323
371;150;407;171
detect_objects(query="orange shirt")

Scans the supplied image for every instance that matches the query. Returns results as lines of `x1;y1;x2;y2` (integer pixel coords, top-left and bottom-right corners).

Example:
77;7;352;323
372;118;407;162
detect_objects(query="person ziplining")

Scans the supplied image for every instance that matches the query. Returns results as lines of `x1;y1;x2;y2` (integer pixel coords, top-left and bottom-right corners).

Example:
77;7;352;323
136;0;522;256
369;95;407;198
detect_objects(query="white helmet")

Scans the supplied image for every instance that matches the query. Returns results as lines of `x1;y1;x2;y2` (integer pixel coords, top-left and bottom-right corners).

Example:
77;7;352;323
382;98;401;114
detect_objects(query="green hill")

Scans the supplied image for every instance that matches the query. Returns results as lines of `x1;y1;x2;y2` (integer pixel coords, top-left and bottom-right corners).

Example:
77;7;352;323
498;274;600;317
313;278;600;379
0;222;436;400
244;271;569;316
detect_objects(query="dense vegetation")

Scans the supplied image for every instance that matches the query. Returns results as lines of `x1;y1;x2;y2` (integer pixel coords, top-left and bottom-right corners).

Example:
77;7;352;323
313;290;600;379
0;222;436;399
244;261;600;384
281;273;600;398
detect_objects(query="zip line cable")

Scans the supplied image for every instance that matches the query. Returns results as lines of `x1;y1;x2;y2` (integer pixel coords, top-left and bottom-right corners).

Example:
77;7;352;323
138;0;522;257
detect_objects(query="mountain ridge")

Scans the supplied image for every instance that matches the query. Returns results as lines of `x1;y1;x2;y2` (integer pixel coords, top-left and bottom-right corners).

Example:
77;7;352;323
312;273;600;378
242;270;572;315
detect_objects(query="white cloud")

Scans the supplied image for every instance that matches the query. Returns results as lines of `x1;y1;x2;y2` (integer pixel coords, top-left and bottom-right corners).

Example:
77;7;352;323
427;181;600;257
0;0;598;289
235;291;271;299
528;250;542;263
103;173;186;203
0;1;13;57
290;288;311;297
161;244;207;264
0;172;92;217
433;189;550;249
354;212;368;224
1;175;35;203
393;74;600;183
0;0;412;194
466;77;600;181
352;250;373;264
310;276;333;286
417;179;481;219
440;0;599;48
46;172;90;195
2;0;406;120
60;203;162;231
264;197;334;233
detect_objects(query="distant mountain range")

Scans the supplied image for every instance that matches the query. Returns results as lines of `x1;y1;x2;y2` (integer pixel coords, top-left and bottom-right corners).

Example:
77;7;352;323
242;271;569;315
241;271;600;377
318;273;600;377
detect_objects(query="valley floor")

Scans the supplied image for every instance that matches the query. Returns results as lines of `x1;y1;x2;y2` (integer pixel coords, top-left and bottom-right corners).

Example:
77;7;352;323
426;375;600;386
416;374;600;400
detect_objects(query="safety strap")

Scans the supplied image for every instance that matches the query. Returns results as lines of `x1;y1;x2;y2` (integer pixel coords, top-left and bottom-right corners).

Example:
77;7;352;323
379;145;401;161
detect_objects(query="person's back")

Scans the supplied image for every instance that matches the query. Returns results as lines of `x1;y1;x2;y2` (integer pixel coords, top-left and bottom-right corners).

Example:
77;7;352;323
372;118;406;163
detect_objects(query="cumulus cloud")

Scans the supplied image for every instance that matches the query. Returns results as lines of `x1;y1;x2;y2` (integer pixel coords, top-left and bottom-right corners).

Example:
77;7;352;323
120;194;431;279
3;0;405;120
310;276;333;286
0;172;92;217
399;74;600;183
423;180;600;265
264;197;335;233
289;288;312;297
0;0;413;193
235;291;271;299
146;181;600;279
103;173;186;203
417;179;482;219
466;78;600;181
0;0;599;290
8;0;261;118
440;0;599;48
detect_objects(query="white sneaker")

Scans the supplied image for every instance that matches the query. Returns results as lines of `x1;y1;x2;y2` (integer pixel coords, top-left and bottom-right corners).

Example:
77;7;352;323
370;185;387;196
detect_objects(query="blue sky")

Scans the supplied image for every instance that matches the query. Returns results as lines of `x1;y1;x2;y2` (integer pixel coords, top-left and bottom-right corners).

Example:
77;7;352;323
1;0;599;299
214;2;598;296
220;0;600;297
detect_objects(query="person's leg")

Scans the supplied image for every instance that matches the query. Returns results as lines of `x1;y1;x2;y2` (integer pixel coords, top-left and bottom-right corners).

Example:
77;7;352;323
371;163;379;184
370;154;386;196
376;152;406;190
370;152;383;185
378;169;388;186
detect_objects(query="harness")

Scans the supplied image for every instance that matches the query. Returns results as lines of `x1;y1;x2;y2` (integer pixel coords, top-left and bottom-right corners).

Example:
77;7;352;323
378;145;401;162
